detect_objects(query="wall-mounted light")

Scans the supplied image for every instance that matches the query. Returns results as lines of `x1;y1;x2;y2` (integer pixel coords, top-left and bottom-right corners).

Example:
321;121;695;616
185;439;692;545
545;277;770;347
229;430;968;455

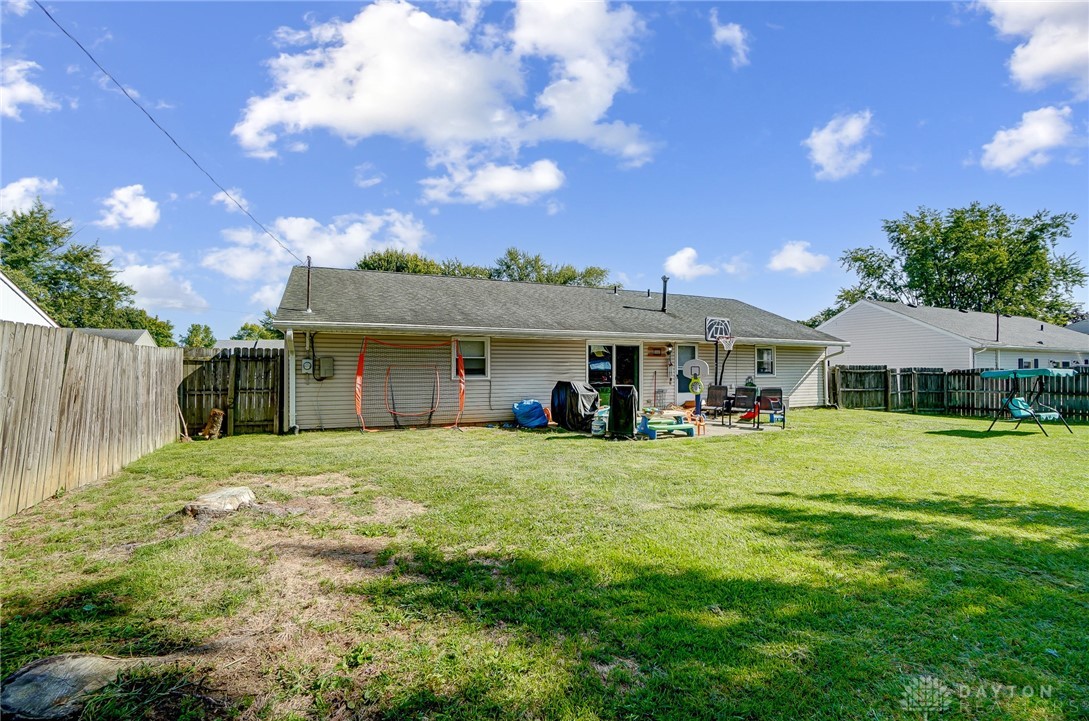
666;343;673;356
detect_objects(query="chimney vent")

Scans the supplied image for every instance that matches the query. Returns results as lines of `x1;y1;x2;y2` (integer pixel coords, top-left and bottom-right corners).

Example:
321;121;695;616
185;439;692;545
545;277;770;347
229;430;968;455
306;256;313;314
661;275;669;313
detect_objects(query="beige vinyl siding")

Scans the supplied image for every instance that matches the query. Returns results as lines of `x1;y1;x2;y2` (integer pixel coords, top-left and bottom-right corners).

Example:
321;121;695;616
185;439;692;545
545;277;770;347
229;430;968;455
821;302;973;370
292;332;586;430
291;332;829;431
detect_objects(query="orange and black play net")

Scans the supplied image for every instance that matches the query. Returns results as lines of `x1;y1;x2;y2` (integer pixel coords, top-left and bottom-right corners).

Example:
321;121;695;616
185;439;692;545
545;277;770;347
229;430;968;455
355;337;465;431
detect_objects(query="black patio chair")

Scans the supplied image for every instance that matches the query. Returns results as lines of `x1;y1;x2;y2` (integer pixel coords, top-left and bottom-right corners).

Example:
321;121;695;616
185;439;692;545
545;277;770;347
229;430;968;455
704;385;730;423
758;387;787;429
731;386;758;429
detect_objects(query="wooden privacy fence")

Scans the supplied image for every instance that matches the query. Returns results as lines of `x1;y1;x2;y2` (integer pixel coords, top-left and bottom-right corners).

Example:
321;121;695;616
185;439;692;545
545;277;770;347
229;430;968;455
0;321;182;519
179;347;284;436
831;364;1089;421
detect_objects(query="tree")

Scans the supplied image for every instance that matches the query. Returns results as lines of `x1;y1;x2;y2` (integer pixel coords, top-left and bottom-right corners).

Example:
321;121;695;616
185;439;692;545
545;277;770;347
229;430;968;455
1;200;176;343
231;313;282;341
355;247;613;287
180;323;216;348
259;310;284;340
803;203;1086;327
356;249;443;274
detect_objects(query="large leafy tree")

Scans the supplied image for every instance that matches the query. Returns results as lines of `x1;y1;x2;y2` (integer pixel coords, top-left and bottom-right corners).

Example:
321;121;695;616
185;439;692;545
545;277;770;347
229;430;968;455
1;200;176;344
356;247;611;287
803;203;1086;326
179;323;216;348
231;311;283;341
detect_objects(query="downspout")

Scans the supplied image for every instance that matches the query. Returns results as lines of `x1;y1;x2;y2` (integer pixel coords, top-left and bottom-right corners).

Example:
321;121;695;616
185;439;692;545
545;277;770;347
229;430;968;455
286;329;298;433
824;344;847;405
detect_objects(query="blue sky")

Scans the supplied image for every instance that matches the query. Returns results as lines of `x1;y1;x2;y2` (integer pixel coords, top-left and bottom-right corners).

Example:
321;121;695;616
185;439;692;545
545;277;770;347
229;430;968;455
2;0;1087;339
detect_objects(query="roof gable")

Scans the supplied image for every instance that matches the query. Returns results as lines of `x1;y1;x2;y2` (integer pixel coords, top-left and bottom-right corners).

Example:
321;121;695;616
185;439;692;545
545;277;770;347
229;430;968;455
864;300;1089;352
274;267;844;345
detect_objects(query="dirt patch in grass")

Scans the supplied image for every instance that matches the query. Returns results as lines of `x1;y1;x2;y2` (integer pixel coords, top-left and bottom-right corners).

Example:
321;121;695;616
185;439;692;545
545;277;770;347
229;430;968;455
358;497;427;524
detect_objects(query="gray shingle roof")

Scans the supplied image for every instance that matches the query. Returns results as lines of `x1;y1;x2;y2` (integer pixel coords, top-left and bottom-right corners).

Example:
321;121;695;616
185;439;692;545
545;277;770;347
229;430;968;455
868;301;1089;351
274;267;844;345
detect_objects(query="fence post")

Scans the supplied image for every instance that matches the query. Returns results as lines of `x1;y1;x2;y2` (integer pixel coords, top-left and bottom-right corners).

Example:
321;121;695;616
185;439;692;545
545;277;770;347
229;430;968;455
833;366;842;408
911;370;918;413
885;369;893;411
226;350;238;437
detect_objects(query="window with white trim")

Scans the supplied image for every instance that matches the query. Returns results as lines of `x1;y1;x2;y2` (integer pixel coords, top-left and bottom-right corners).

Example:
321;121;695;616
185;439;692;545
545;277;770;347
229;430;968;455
755;347;775;376
454;338;489;378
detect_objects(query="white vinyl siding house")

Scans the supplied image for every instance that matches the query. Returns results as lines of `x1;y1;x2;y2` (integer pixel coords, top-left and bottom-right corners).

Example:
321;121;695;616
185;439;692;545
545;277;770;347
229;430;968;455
819;300;1089;371
1;269;57;327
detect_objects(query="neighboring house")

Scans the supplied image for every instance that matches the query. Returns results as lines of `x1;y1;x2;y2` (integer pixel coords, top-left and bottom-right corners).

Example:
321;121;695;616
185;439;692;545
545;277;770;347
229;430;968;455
818;300;1089;371
0;269;58;327
273;267;846;431
77;328;157;346
214;339;285;351
1068;319;1089;335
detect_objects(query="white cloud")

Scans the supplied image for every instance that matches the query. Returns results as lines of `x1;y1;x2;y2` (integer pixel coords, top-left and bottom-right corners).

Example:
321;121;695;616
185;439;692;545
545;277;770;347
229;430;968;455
201;210;429;304
95;71;139;98
710;9;750;69
721;253;751;276
0;176;60;214
421;159;565;205
354;163;384;189
251;283;287;308
95;184;160;229
802;110;874;180
978;0;1089;99
211;188;250;214
233;0;651;204
1;59;60;119
767;241;829;274
980;105;1074;174
664;247;718;281
3;0;31;16
115;252;209;312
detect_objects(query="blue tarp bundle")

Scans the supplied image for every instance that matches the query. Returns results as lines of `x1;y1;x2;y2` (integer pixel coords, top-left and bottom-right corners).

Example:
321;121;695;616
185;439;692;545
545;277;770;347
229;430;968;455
513;399;549;428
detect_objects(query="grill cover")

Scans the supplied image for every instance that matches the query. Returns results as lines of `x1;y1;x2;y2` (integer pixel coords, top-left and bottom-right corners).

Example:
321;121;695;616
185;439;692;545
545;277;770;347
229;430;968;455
550;381;600;432
608;385;639;439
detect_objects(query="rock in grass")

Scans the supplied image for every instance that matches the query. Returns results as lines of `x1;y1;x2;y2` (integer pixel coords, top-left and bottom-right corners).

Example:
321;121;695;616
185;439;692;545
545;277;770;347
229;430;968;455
182;486;256;517
0;654;143;720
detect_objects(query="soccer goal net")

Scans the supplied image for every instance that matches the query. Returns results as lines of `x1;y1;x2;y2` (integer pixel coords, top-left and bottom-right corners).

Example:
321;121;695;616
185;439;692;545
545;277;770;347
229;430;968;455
355;337;465;431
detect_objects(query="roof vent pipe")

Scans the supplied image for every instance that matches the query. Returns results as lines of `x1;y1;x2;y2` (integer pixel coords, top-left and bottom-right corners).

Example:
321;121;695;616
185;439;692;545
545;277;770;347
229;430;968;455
661;275;669;312
306;256;312;314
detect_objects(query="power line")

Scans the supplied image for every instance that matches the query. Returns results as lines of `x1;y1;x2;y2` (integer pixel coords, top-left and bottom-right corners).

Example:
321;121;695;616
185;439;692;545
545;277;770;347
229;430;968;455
33;1;305;266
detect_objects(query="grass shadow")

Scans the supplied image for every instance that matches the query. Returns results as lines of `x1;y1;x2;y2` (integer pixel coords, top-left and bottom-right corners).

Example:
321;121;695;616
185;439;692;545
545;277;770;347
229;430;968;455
925;429;1042;438
321;490;1087;719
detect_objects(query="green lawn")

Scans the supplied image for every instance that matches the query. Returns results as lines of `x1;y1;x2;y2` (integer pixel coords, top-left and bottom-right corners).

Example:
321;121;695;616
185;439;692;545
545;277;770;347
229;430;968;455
2;409;1087;720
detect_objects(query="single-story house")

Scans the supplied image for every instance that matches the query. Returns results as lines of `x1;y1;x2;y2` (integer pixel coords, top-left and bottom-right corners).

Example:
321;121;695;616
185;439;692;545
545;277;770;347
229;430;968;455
818;299;1089;371
214;339;285;351
273;267;846;431
1;269;57;327
76;328;157;346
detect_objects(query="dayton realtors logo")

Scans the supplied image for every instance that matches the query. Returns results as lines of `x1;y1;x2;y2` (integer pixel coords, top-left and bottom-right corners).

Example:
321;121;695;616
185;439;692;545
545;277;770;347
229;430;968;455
900;676;954;719
900;676;1055;718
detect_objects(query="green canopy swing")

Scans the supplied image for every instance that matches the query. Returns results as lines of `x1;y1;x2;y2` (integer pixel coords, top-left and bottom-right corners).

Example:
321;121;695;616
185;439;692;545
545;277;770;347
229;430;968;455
981;368;1075;436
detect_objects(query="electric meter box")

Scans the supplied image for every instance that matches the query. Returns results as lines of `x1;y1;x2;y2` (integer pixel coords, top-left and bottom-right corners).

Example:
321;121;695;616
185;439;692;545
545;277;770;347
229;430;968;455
300;358;314;373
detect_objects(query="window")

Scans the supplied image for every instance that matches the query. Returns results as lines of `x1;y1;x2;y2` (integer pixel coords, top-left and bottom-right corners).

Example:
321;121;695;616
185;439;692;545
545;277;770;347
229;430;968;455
455;338;488;378
1017;358;1029;369
756;347;775;376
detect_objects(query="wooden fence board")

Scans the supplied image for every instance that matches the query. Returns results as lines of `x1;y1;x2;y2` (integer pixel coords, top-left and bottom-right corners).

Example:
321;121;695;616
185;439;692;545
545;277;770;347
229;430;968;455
180;347;283;436
0;321;183;519
832;364;1089;421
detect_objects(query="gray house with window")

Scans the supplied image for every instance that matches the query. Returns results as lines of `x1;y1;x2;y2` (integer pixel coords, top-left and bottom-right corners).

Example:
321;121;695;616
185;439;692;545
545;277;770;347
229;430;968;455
273;267;845;430
818;300;1089;371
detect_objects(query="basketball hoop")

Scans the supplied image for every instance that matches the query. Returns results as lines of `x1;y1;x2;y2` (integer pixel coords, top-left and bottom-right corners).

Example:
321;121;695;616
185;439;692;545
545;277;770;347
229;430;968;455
718;335;736;353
